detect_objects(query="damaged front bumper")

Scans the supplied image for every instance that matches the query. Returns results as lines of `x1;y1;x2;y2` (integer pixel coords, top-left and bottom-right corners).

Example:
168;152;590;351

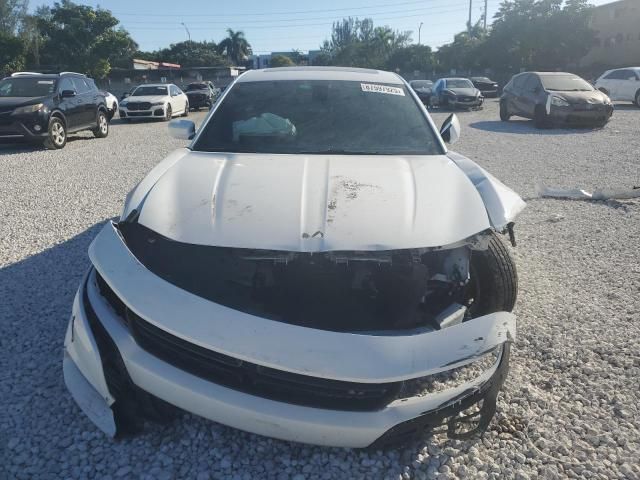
63;223;516;448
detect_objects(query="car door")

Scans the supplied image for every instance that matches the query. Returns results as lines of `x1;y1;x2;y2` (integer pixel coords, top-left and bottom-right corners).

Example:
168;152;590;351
432;80;443;105
510;74;529;117
619;69;640;100
57;77;82;129
520;74;543;118
601;70;626;100
169;85;182;113
70;77;94;126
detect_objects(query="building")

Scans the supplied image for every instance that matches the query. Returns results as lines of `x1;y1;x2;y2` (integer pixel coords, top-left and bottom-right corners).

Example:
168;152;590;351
96;66;243;98
132;59;181;70
580;0;640;68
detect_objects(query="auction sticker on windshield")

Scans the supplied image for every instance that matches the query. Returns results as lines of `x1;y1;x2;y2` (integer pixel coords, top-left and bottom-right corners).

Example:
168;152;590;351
361;83;405;96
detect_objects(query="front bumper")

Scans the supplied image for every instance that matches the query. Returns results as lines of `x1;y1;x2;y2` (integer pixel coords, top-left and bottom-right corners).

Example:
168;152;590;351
449;97;483;108
0;114;49;140
119;107;165;119
63;222;516;448
550;104;613;125
186;95;211;108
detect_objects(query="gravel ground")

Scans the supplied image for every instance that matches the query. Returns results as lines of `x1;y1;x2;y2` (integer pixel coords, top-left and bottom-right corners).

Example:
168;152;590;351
1;102;639;480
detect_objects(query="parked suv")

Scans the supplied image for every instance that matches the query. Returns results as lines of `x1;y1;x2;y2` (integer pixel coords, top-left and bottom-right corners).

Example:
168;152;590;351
0;72;109;149
184;81;217;111
595;67;640;107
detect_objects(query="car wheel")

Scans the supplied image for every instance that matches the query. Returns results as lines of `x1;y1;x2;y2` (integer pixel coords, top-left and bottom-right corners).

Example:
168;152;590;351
182;102;189;117
164;105;172;121
466;232;518;317
499;101;511;121
534;105;551;129
93;111;109;138
43;117;67;149
635;90;640;107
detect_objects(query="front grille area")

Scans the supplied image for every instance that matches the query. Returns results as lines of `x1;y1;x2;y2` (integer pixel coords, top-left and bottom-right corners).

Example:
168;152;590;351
127;112;152;117
126;102;151;111
94;272;402;411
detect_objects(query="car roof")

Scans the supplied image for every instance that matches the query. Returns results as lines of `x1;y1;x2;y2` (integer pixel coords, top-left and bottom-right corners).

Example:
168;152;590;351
136;83;171;87
440;77;472;81
237;66;403;84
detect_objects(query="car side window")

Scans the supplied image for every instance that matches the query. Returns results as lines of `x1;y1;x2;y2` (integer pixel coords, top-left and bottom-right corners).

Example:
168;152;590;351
605;70;628;80
58;78;74;93
523;75;540;93
170;86;180;96
511;74;527;94
71;78;90;94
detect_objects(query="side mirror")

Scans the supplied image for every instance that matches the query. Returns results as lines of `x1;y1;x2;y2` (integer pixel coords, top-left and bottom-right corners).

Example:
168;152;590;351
440;113;460;144
61;90;76;98
168;119;196;140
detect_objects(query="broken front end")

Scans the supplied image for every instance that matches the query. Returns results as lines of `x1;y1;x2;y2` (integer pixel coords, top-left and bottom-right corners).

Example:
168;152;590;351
63;221;517;448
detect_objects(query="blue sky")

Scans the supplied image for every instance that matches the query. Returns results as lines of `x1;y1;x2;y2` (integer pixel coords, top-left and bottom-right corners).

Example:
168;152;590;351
33;0;614;53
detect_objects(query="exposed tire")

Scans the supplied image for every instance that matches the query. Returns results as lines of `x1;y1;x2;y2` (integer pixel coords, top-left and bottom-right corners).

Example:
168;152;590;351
182;102;189;117
466;232;518;317
93;111;109;138
164;104;172;121
534;105;551;129
43;117;67;149
635;90;640;107
499;101;510;121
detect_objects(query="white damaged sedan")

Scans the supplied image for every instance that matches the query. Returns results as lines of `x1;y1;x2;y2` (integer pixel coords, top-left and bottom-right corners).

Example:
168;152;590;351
63;67;525;448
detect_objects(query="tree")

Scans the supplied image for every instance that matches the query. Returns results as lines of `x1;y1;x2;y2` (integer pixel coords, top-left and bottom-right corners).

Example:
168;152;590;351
0;0;27;35
435;0;596;74
217;29;252;65
270;55;295;68
386;44;433;73
136;41;229;68
320;17;412;70
36;0;138;77
0;31;25;75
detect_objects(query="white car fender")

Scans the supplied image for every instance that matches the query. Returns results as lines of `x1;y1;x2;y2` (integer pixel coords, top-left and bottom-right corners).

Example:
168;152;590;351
446;151;526;230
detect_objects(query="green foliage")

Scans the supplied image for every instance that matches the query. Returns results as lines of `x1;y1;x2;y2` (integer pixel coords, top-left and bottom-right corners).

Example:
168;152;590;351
0;0;27;35
35;0;138;77
320;17;415;70
386;45;434;73
270;55;295;68
136;41;229;68
217;29;252;66
437;0;596;74
0;31;25;75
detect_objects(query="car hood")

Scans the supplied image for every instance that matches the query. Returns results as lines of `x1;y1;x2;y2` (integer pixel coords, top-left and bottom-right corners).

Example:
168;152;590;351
124;95;168;103
186;89;209;94
128;151;499;252
549;90;608;104
0;97;47;109
447;87;478;96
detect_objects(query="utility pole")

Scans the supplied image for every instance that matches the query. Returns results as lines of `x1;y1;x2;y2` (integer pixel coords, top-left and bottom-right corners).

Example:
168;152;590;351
181;22;191;42
468;0;473;34
418;22;423;44
484;0;488;30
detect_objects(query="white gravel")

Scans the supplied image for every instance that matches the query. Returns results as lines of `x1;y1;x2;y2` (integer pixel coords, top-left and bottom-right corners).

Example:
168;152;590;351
1;103;639;480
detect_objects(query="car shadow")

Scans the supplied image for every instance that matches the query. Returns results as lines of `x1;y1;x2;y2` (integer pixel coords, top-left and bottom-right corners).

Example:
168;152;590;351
469;120;601;135
612;103;639;111
0;221;110;472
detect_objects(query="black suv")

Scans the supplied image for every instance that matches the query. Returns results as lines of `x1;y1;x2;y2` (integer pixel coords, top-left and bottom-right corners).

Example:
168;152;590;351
184;81;217;111
0;72;109;149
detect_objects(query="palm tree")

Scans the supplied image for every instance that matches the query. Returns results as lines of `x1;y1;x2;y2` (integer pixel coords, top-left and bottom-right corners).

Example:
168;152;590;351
217;29;251;65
